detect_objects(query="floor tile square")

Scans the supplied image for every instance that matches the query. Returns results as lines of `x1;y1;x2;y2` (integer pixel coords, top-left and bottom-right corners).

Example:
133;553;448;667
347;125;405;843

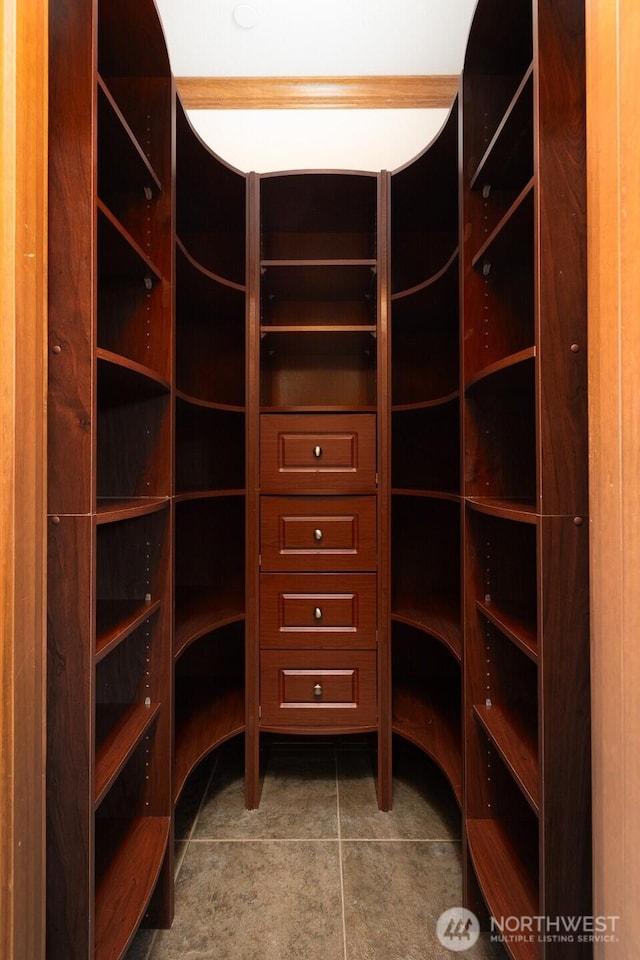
193;740;339;840
338;746;461;841
148;840;344;960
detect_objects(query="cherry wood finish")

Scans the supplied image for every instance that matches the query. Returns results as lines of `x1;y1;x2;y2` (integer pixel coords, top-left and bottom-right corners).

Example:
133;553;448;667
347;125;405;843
260;413;376;494
47;0;174;954
260;650;377;731
388;96;463;820
461;0;590;953
260;573;377;650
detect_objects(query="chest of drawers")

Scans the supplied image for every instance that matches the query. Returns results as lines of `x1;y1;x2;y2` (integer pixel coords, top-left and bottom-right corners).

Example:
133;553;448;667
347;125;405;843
259;413;378;731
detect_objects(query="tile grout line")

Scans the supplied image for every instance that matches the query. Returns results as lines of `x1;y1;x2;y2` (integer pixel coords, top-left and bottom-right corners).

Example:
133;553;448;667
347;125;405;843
335;751;349;960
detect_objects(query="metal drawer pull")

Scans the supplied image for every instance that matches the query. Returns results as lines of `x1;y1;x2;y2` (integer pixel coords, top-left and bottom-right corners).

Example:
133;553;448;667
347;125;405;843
313;683;323;698
313;528;323;542
313;607;323;620
313;445;322;458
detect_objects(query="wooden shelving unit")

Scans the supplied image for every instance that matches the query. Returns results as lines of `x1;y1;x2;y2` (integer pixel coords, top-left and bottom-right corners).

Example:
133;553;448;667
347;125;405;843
46;0;590;951
173;99;247;802
47;0;174;955
389;99;462;808
461;0;590;955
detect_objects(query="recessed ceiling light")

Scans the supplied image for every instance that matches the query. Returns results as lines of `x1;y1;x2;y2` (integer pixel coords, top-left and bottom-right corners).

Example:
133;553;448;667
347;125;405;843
233;4;259;29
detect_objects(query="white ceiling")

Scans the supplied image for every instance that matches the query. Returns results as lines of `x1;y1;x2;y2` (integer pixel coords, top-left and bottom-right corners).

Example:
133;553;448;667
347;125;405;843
153;0;479;172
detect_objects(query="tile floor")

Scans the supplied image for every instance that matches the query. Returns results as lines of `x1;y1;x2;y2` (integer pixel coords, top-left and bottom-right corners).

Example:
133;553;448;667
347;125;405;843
126;736;506;960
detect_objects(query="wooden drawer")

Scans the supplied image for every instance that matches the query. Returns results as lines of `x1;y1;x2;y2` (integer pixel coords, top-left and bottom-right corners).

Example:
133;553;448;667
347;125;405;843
260;650;377;730
260;413;376;494
261;496;376;572
260;573;376;649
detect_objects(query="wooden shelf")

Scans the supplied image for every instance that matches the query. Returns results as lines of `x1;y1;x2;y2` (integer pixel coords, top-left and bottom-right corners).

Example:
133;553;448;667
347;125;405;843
98;199;163;283
97;348;171;396
466;818;538;960
476;599;537;662
390;246;459;302
465;498;537;524
96;497;170;524
95;703;161;808
392;489;461;503
392;389;460;412
174;488;245;504
175;582;245;660
176;236;245;291
392;682;462;805
174;682;245;802
392;596;461;662
97;75;162;196
471;178;534;271
96;598;161;663
261;325;376;334
464;347;536;391
94;816;171;960
473;704;539;812
470;63;534;192
175;389;244;414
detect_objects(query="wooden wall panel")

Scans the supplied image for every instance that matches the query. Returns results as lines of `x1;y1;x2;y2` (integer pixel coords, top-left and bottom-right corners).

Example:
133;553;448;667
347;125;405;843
587;0;640;954
0;0;48;958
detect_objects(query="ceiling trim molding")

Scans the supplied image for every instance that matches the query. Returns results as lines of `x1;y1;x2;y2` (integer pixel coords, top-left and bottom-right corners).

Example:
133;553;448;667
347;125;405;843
176;75;459;110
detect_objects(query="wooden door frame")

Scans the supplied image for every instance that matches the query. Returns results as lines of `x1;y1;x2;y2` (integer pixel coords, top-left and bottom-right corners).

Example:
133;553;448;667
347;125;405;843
0;0;48;957
587;0;640;954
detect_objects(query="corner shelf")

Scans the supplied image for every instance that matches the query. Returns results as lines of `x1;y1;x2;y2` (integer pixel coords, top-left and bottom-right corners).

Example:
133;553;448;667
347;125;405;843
95;703;161;808
175;580;245;660
96;598;161;662
94;816;171;960
473;703;539;813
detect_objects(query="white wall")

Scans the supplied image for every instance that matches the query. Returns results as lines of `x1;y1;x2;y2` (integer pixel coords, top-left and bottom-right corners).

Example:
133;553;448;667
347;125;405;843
187;107;449;173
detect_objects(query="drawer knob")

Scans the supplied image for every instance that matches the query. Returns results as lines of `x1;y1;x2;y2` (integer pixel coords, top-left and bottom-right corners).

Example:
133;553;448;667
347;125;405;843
313;445;322;459
313;683;323;698
313;528;323;542
313;607;323;620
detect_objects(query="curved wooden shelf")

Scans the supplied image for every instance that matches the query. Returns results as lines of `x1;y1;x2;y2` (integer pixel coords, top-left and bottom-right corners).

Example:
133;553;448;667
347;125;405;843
262;258;376;268
97;199;163;283
465;497;537;524
473;704;539;813
97;75;163;195
96;496;170;525
391;246;459;302
96;598;161;663
174;488;245;504
391;598;462;662
95;703;161;808
464;347;535;391
175;582;245;660
175;388;244;414
176;236;246;292
392;683;462;805
471;178;534;270
476;599;537;662
392;489;461;503
174;682;245;802
392;389;460;412
261;325;377;334
470;63;534;192
261;404;377;414
466;818;538;960
97;348;171;396
94;816;171;960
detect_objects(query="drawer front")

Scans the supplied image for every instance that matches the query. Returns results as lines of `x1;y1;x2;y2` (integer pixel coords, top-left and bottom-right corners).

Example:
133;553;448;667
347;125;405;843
260;573;377;649
261;496;377;572
260;650;377;729
260;414;376;494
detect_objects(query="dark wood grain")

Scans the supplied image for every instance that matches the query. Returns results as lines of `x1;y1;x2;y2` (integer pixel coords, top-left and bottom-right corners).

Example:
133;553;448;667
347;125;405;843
260;496;377;573
260;649;377;730
260;573;377;650
95;703;161;807
260;413;376;494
